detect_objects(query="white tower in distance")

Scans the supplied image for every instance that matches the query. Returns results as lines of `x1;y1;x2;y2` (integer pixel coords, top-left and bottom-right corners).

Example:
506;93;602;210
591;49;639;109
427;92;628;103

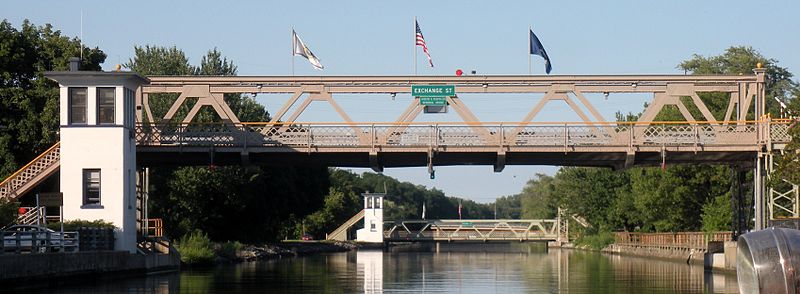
357;193;384;243
47;59;147;253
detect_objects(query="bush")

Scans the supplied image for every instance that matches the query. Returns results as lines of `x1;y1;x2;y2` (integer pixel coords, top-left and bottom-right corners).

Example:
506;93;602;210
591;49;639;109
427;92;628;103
575;230;616;249
45;219;115;231
176;231;215;265
217;241;243;260
0;199;19;228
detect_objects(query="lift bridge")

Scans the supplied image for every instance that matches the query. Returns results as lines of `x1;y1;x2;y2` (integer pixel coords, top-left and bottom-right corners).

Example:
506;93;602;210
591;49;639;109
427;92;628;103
0;68;796;235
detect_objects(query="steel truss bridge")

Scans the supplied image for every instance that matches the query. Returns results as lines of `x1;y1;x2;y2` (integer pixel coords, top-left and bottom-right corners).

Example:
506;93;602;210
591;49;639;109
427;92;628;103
1;70;797;231
383;219;566;242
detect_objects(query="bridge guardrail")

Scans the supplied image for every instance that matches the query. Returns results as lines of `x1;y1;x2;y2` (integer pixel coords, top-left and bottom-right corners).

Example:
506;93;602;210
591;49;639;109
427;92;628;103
614;231;732;249
134;120;792;149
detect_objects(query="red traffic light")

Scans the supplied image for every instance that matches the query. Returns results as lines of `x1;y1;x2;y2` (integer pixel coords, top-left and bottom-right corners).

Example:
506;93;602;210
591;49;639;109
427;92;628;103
456;69;463;76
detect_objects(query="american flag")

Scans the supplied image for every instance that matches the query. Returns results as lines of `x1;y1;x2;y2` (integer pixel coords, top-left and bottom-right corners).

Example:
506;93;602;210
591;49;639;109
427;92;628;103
415;20;434;67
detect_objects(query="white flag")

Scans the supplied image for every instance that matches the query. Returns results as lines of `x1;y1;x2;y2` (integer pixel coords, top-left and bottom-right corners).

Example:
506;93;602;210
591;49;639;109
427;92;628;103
292;30;324;70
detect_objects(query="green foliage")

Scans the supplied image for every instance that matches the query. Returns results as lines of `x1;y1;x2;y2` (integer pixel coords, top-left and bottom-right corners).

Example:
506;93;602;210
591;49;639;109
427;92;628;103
176;231;215;265
552;167;631;232
701;195;732;233
0;198;20;228
575;230;616;249
45;219;115;231
0;19;105;179
629;165;731;232
520;173;556;219
151;164;329;243
217;241;243;260
493;194;521;219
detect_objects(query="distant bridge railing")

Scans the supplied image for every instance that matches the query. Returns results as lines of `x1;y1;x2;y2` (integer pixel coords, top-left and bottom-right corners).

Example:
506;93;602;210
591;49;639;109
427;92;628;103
614;231;732;250
135;120;792;149
383;219;561;242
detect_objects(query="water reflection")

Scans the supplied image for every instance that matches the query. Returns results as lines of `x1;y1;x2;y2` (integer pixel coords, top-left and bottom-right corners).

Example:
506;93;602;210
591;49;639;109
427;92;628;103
358;250;383;293
29;247;738;293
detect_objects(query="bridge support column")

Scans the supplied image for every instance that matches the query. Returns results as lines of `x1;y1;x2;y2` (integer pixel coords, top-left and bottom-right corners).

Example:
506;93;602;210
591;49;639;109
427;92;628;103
494;151;506;173
754;153;767;231
731;165;748;239
369;151;383;173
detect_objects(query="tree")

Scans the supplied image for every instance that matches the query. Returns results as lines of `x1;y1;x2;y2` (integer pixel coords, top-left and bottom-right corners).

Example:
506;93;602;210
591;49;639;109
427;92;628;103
0;19;105;179
519;173;556;219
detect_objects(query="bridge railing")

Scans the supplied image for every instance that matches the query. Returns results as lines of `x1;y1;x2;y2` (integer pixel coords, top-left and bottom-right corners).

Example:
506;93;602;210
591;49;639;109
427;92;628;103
134;120;792;148
614;231;732;249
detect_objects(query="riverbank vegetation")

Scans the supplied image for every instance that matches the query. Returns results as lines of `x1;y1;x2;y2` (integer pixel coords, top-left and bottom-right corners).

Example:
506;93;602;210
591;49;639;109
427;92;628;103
1;20;798;251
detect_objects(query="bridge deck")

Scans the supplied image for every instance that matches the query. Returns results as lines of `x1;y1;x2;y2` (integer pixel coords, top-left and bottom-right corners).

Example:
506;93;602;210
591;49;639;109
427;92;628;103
134;121;791;169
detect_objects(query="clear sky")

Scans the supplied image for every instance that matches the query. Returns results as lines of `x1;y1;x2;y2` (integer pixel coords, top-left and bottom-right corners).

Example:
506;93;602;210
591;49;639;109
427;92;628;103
4;0;800;203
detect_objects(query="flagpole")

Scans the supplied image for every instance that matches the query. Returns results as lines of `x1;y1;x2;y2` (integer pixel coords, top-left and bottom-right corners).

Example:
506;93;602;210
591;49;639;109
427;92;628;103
291;27;295;76
528;26;532;75
414;16;417;75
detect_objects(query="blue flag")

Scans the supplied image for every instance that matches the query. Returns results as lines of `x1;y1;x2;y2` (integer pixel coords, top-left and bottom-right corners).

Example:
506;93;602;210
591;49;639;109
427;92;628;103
529;29;552;74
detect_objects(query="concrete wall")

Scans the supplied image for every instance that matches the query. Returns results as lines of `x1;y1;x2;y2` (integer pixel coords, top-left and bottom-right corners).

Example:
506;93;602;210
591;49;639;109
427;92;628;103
0;251;179;283
604;244;706;262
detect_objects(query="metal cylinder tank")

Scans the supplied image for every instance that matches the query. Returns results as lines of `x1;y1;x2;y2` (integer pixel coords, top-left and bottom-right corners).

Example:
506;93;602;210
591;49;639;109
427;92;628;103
736;227;800;293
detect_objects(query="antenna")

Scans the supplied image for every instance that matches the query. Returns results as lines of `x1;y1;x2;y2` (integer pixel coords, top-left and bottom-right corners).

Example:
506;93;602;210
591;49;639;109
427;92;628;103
80;10;83;61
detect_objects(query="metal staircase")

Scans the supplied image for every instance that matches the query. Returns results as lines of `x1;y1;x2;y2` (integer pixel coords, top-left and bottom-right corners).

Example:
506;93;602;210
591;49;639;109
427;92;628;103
0;143;61;201
326;209;365;241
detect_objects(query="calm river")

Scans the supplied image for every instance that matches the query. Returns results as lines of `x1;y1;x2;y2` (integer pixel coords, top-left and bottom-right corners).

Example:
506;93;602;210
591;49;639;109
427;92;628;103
34;246;739;293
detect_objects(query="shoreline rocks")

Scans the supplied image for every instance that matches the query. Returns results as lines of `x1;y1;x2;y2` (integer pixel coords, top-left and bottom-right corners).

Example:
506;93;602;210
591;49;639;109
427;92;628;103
219;241;359;264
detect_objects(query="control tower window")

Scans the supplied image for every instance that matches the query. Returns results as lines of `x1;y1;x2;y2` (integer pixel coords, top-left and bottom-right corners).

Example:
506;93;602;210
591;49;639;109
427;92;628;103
97;88;115;124
68;87;87;125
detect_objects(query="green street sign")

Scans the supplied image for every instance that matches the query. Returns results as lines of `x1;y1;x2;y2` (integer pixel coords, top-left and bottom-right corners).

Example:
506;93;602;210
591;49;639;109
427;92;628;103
412;85;456;97
419;97;448;106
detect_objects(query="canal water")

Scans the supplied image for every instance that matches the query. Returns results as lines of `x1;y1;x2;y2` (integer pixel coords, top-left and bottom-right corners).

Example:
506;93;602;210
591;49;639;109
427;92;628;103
35;248;739;293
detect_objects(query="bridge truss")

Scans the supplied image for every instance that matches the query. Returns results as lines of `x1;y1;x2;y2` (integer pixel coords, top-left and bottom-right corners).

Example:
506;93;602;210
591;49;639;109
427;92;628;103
126;70;794;230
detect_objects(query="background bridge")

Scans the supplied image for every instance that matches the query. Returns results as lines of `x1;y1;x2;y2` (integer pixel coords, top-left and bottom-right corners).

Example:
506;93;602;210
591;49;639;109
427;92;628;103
383;219;565;242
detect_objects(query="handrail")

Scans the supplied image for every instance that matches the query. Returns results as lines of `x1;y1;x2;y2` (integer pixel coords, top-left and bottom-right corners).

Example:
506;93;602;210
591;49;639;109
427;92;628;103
0;142;60;188
327;209;365;241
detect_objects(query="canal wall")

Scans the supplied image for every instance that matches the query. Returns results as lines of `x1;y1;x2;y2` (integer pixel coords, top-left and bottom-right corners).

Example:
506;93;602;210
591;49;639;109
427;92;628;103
0;251;180;285
600;241;737;271
602;242;719;262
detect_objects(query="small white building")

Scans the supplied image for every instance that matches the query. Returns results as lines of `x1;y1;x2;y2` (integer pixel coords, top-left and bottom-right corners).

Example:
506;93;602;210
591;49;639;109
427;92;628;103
356;193;384;243
47;65;147;253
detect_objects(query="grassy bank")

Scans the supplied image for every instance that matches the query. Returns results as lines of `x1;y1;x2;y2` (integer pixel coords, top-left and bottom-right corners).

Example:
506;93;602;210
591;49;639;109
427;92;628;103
174;231;356;266
573;231;616;250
